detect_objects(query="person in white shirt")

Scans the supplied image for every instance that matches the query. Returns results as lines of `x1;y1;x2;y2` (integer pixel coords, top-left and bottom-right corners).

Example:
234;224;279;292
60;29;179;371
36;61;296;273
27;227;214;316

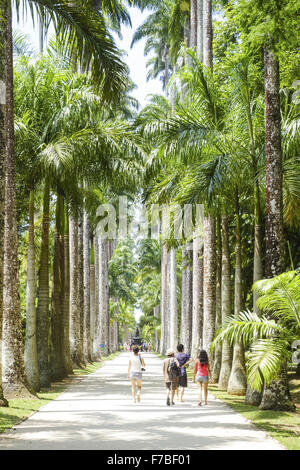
128;346;145;403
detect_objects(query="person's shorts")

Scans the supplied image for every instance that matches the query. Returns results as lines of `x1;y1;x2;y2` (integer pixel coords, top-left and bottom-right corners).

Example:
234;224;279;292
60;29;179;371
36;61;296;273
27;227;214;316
196;375;209;383
130;371;142;380
179;375;188;388
165;378;179;390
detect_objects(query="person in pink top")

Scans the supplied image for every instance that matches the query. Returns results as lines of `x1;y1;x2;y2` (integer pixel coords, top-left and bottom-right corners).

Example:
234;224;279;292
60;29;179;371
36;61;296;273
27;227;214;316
193;350;211;406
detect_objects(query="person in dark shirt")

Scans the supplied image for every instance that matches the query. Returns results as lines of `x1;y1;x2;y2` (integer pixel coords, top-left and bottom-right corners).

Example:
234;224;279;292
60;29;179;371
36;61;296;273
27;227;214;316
175;344;192;402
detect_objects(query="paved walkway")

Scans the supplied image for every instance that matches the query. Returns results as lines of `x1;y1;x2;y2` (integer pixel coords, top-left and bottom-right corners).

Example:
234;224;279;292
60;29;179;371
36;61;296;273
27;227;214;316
0;352;284;450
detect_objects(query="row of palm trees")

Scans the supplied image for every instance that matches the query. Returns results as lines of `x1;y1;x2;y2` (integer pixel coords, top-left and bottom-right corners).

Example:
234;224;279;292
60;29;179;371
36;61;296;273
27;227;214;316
132;0;299;412
0;1;298;416
0;0;143;403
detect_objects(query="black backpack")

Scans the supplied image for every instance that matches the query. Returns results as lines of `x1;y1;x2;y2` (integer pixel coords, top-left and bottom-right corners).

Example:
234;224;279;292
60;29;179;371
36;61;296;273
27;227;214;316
167;358;181;380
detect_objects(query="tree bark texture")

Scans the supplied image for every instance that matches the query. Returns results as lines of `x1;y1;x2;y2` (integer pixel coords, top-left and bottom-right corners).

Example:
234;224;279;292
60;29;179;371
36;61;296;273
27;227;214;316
203;0;213;70
212;216;222;383
191;237;203;359
202;216;216;365
190;0;198;49
25;189;40;392
260;46;293;411
196;0;203;61
63;211;73;375
154;305;160;351
99;238;109;356
83;209;91;362
264;47;284;279
218;216;233;390
169;247;178;350
93;234;101;360
0;0;8;406
160;244;168;355
78;216;86;364
69;215;83;366
50;195;66;381
228;196;247;395
36;184;51;387
2;1;33;397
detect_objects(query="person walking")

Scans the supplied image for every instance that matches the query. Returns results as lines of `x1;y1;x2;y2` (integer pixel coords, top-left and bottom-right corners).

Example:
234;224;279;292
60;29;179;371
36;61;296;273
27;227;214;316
193;350;211;406
128;346;145;403
175;344;192;402
163;349;180;406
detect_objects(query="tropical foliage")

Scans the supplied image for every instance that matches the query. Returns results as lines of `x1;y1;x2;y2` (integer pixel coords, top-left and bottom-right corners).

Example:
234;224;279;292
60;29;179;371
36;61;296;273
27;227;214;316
0;0;299;418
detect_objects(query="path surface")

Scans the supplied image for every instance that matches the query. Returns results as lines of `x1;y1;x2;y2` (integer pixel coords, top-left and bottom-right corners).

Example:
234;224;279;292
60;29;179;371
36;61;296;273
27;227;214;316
0;352;284;450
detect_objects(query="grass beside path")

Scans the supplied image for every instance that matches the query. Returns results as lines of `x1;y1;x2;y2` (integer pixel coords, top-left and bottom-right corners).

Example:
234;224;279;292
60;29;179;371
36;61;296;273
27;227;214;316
184;364;300;450
0;352;120;435
207;373;300;451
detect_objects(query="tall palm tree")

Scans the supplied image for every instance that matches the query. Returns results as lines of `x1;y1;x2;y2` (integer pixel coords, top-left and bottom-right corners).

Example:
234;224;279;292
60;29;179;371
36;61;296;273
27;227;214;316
259;46;286;410
1;0;129;397
0;2;9;407
217;215;232;389
2;2;33;397
227;189;247;395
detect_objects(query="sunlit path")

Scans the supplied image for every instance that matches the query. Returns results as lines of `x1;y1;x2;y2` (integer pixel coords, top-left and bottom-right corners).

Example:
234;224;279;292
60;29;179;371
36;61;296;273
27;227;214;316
0;353;284;450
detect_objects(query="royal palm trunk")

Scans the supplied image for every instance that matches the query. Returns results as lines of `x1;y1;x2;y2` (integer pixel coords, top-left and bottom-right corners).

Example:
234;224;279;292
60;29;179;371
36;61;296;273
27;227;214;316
190;0;198;49
36;183;51;387
227;192;247;395
203;0;213;70
2;1;32;397
180;246;187;345
212;216;222;383
0;1;8;406
99;238;109;356
186;246;193;354
78;215;86;364
50;194;66;381
218;216;233;389
24;189;40;392
154;305;160;351
93;234;100;359
63;210;73;375
191;236;203;358
253;179;264;311
90;237;96;360
202;216;216;365
260;46;293;411
160;243;168;355
181;245;193;355
169;246;178;350
83;209;91;362
70;215;83;366
196;0;203;60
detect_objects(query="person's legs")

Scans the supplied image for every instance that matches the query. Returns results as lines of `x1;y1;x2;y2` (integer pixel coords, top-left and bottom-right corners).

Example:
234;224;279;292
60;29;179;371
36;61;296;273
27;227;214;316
180;386;185;402
198;381;203;405
131;379;137;403
203;382;208;404
171;379;179;405
136;379;142;402
166;383;171;405
171;387;176;405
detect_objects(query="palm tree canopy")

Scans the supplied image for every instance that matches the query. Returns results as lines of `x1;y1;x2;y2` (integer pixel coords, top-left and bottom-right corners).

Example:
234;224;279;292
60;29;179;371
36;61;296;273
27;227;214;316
14;0;129;102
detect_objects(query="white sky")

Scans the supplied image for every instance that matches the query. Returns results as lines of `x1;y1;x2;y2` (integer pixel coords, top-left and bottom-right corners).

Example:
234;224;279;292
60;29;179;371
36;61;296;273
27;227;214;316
12;6;163;109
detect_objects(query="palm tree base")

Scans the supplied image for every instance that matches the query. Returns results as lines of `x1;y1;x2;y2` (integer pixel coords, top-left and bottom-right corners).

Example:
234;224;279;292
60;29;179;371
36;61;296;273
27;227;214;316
259;370;295;412
227;368;247;396
245;385;262;406
0;397;9;407
3;382;36;399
